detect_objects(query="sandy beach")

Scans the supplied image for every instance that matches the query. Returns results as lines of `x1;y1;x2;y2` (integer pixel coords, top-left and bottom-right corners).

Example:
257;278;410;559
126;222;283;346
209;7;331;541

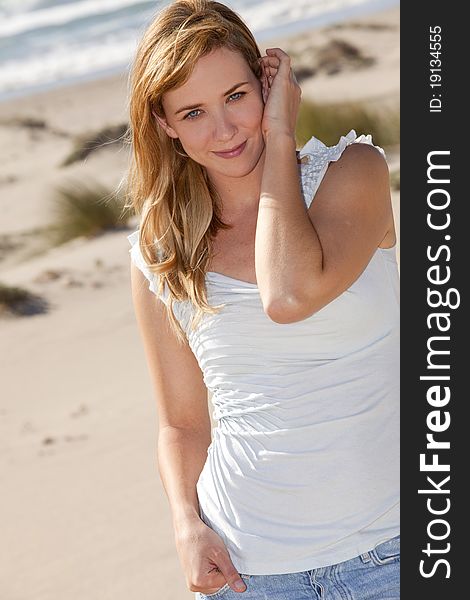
0;5;399;599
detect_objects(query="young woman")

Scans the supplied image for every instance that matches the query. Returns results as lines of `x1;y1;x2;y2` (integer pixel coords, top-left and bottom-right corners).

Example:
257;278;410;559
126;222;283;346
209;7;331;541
126;1;400;598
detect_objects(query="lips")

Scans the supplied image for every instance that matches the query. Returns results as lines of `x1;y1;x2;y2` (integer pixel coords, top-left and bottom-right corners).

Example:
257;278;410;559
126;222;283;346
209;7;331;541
218;142;244;153
213;140;247;158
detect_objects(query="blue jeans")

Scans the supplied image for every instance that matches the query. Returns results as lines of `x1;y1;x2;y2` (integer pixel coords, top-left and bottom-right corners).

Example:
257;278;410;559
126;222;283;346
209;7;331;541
196;535;400;599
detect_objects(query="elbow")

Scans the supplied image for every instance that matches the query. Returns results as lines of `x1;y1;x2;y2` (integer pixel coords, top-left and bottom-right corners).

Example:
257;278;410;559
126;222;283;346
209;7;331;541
265;284;336;323
265;294;319;324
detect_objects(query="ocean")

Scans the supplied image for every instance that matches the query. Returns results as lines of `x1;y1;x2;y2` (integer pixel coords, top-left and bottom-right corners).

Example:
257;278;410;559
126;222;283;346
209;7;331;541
0;0;398;101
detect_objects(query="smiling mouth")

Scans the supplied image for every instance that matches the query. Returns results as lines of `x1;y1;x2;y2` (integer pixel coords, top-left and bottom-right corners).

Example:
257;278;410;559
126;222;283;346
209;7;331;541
216;142;244;153
212;140;247;157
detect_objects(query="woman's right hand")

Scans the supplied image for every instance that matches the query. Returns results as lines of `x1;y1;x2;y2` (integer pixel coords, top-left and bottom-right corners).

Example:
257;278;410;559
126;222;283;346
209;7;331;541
175;517;247;595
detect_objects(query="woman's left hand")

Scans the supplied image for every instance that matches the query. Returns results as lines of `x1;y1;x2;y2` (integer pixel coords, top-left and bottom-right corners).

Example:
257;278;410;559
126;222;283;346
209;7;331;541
258;47;302;140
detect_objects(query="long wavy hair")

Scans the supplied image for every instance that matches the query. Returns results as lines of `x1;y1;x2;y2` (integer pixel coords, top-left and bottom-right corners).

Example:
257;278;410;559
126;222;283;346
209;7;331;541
125;0;263;343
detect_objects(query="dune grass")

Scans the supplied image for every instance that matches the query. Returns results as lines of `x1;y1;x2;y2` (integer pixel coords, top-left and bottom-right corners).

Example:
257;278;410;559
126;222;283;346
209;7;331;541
290;36;375;82
296;98;400;149
390;169;400;190
0;282;49;316
61;123;128;166
325;22;397;32
0;116;47;129
44;179;133;246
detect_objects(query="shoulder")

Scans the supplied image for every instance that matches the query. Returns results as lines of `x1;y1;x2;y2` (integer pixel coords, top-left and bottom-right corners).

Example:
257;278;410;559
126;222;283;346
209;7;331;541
127;228;169;304
298;130;389;209
304;134;392;233
337;142;388;172
328;140;389;188
338;139;387;165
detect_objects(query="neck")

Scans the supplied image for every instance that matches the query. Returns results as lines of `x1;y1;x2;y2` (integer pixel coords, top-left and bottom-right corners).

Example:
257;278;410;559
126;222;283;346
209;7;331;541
208;143;266;222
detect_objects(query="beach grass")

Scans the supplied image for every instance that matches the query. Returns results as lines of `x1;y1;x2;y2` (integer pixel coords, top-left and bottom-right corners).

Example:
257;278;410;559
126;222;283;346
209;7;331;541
61;123;128;166
44;179;133;246
0;282;49;316
390;169;400;190
296;98;400;149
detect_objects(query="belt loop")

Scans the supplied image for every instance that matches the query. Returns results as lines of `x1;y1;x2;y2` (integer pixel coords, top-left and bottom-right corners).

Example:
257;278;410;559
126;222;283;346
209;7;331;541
360;552;371;563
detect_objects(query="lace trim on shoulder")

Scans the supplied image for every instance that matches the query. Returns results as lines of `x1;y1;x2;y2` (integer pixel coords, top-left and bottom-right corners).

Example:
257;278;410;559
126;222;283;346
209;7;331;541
298;129;386;209
127;229;169;304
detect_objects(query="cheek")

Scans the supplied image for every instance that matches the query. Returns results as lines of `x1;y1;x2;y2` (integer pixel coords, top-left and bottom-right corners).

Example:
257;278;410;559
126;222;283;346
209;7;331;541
182;128;211;149
243;97;264;130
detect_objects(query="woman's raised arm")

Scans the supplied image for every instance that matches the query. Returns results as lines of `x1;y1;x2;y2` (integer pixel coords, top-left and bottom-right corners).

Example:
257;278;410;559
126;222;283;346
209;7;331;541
257;140;393;323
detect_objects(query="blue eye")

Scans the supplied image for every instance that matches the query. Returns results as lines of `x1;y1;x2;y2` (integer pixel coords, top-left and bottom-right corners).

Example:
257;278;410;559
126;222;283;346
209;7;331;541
183;91;246;120
184;108;200;120
229;91;244;102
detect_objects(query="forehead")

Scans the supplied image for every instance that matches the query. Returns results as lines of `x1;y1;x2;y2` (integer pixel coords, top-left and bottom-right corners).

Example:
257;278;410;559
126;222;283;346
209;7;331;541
163;47;253;107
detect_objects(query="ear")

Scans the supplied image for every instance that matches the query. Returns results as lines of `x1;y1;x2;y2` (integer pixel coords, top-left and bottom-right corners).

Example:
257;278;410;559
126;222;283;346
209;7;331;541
153;110;179;139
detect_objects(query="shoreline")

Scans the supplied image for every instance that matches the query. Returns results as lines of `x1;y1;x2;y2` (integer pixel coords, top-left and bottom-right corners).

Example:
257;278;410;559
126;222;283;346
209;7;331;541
0;0;399;104
0;2;399;106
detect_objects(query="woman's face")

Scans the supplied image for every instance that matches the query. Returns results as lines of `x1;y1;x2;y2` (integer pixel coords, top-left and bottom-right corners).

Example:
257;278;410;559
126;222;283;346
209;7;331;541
157;46;265;180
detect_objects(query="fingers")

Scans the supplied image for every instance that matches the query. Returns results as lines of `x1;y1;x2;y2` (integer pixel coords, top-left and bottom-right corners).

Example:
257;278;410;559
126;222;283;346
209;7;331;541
258;61;274;91
259;65;269;103
259;48;295;83
260;54;279;78
262;57;280;75
214;555;247;593
258;48;300;107
265;47;291;78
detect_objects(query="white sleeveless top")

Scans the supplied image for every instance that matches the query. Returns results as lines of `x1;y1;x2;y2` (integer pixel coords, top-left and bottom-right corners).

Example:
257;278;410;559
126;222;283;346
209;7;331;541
127;129;400;575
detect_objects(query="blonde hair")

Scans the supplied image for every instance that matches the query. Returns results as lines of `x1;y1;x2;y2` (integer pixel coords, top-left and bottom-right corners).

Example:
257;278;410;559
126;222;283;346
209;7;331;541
125;0;263;343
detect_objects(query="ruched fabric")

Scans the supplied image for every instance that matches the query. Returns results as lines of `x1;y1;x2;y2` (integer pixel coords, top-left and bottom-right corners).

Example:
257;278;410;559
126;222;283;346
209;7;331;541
127;130;400;575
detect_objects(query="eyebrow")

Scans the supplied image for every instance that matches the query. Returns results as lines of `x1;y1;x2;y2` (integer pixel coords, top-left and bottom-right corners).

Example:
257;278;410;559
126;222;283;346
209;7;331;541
174;81;250;115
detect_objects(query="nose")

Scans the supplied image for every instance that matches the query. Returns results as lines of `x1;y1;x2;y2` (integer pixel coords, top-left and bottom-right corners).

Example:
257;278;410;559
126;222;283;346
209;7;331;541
212;109;237;142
